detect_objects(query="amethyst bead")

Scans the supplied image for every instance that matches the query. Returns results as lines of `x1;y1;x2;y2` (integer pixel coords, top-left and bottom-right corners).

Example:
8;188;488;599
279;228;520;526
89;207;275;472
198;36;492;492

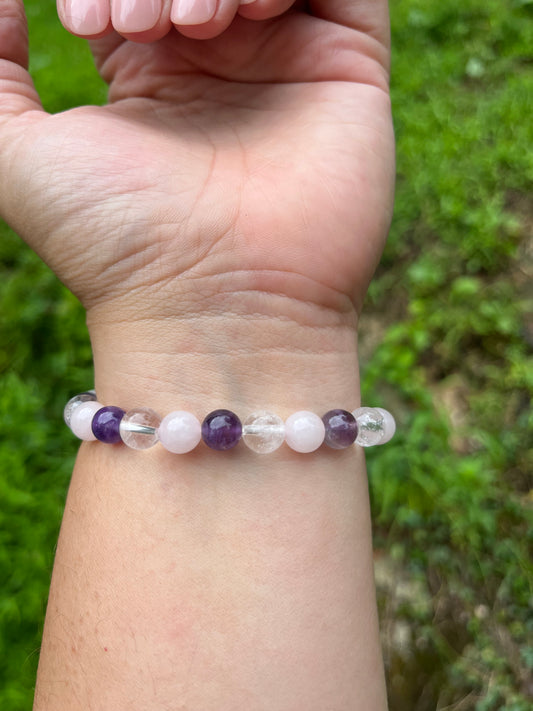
322;409;358;449
92;406;126;444
201;409;242;451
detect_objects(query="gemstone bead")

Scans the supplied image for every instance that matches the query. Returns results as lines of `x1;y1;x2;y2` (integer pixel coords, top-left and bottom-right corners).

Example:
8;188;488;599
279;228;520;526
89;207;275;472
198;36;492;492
70;400;103;441
201;409;242;451
64;391;97;427
159;411;202;454
375;408;396;444
284;411;325;453
92;406;125;444
242;411;285;454
119;407;161;450
352;407;385;447
322;409;358;449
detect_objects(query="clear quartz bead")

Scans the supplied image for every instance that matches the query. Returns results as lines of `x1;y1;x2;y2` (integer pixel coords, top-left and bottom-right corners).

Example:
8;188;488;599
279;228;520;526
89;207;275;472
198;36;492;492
64;391;97;428
375;408;396;444
119;407;161;450
242;411;285;454
352;407;385;447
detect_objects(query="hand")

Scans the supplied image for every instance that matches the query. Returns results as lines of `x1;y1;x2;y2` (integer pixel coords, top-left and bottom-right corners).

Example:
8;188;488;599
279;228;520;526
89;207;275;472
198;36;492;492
0;0;393;311
58;0;302;41
0;0;394;408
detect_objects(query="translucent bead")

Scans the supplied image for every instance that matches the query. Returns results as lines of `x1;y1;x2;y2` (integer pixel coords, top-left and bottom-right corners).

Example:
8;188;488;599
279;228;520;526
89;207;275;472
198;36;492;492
322;409;358;449
375;408;396;444
201;410;242;451
242;411;285;454
120;407;161;450
352;407;385;447
285;411;325;453
92;406;125;444
64;391;97;427
159;411;202;454
70;400;103;441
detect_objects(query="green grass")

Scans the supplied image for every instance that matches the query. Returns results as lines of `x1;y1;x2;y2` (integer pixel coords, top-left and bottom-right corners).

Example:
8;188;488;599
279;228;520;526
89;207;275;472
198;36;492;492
362;1;533;708
1;1;532;709
0;5;105;708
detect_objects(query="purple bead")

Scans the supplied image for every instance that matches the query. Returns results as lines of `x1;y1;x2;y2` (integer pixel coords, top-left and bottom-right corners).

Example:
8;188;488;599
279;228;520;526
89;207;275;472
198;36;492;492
201;410;242;451
92;406;125;444
322;409;358;449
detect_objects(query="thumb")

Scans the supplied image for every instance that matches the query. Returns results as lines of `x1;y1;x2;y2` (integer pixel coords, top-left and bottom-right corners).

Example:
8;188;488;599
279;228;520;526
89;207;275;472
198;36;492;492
0;0;44;125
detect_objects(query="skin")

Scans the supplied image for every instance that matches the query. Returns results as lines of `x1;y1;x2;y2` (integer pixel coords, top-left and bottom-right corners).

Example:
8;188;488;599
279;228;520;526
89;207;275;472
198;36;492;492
0;1;395;708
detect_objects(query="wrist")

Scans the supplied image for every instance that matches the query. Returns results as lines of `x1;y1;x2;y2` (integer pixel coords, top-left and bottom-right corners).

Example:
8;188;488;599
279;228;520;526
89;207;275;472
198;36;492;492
86;275;361;416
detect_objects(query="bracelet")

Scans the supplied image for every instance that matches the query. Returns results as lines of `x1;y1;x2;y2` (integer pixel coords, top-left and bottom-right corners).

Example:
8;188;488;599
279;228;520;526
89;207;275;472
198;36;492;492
64;391;396;454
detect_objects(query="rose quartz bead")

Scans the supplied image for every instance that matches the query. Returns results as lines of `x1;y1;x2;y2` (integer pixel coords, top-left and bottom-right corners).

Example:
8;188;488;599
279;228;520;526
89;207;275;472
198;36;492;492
70;400;103;441
158;411;202;454
284;411;325;453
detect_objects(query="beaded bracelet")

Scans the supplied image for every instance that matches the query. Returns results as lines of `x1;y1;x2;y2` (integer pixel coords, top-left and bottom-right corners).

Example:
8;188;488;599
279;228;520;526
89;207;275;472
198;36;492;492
64;391;396;454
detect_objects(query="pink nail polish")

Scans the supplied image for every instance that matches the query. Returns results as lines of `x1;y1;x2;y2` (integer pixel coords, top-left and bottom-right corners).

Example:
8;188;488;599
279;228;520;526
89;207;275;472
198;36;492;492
171;0;217;26
64;0;110;35
112;0;161;33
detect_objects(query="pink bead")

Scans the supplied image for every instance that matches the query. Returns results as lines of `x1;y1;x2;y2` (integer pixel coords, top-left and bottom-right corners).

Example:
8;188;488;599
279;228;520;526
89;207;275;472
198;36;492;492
158;411;202;454
284;411;325;453
70;401;103;441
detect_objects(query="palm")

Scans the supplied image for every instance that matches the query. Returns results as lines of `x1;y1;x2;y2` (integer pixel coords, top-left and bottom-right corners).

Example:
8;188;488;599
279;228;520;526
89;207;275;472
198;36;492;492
1;9;394;316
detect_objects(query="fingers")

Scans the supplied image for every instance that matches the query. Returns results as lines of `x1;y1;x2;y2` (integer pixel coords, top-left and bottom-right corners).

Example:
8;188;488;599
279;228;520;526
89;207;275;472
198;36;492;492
57;0;111;37
58;0;170;40
58;0;297;42
169;0;286;40
0;0;43;123
237;0;295;21
111;0;171;35
172;0;295;39
0;0;28;67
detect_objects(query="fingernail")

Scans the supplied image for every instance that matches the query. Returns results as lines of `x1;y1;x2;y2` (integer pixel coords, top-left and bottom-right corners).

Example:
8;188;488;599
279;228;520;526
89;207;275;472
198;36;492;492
171;0;217;25
239;0;256;4
63;0;110;35
112;0;161;33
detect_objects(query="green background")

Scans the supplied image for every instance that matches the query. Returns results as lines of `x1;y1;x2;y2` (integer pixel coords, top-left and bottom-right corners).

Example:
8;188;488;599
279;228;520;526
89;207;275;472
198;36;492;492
1;1;532;708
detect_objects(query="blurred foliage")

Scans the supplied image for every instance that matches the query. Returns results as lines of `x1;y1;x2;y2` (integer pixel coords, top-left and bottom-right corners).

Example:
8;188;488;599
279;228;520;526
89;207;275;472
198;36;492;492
361;0;533;708
0;0;532;709
0;3;104;708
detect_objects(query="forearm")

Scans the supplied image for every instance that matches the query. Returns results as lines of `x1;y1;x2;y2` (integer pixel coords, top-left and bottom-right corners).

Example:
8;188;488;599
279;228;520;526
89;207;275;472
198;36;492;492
34;296;388;711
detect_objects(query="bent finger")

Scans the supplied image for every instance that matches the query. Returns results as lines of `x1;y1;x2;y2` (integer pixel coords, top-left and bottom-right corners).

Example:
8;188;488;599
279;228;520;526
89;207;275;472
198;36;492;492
237;0;295;21
170;0;295;39
169;0;241;39
0;0;44;124
109;0;173;43
57;0;112;37
58;0;174;42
